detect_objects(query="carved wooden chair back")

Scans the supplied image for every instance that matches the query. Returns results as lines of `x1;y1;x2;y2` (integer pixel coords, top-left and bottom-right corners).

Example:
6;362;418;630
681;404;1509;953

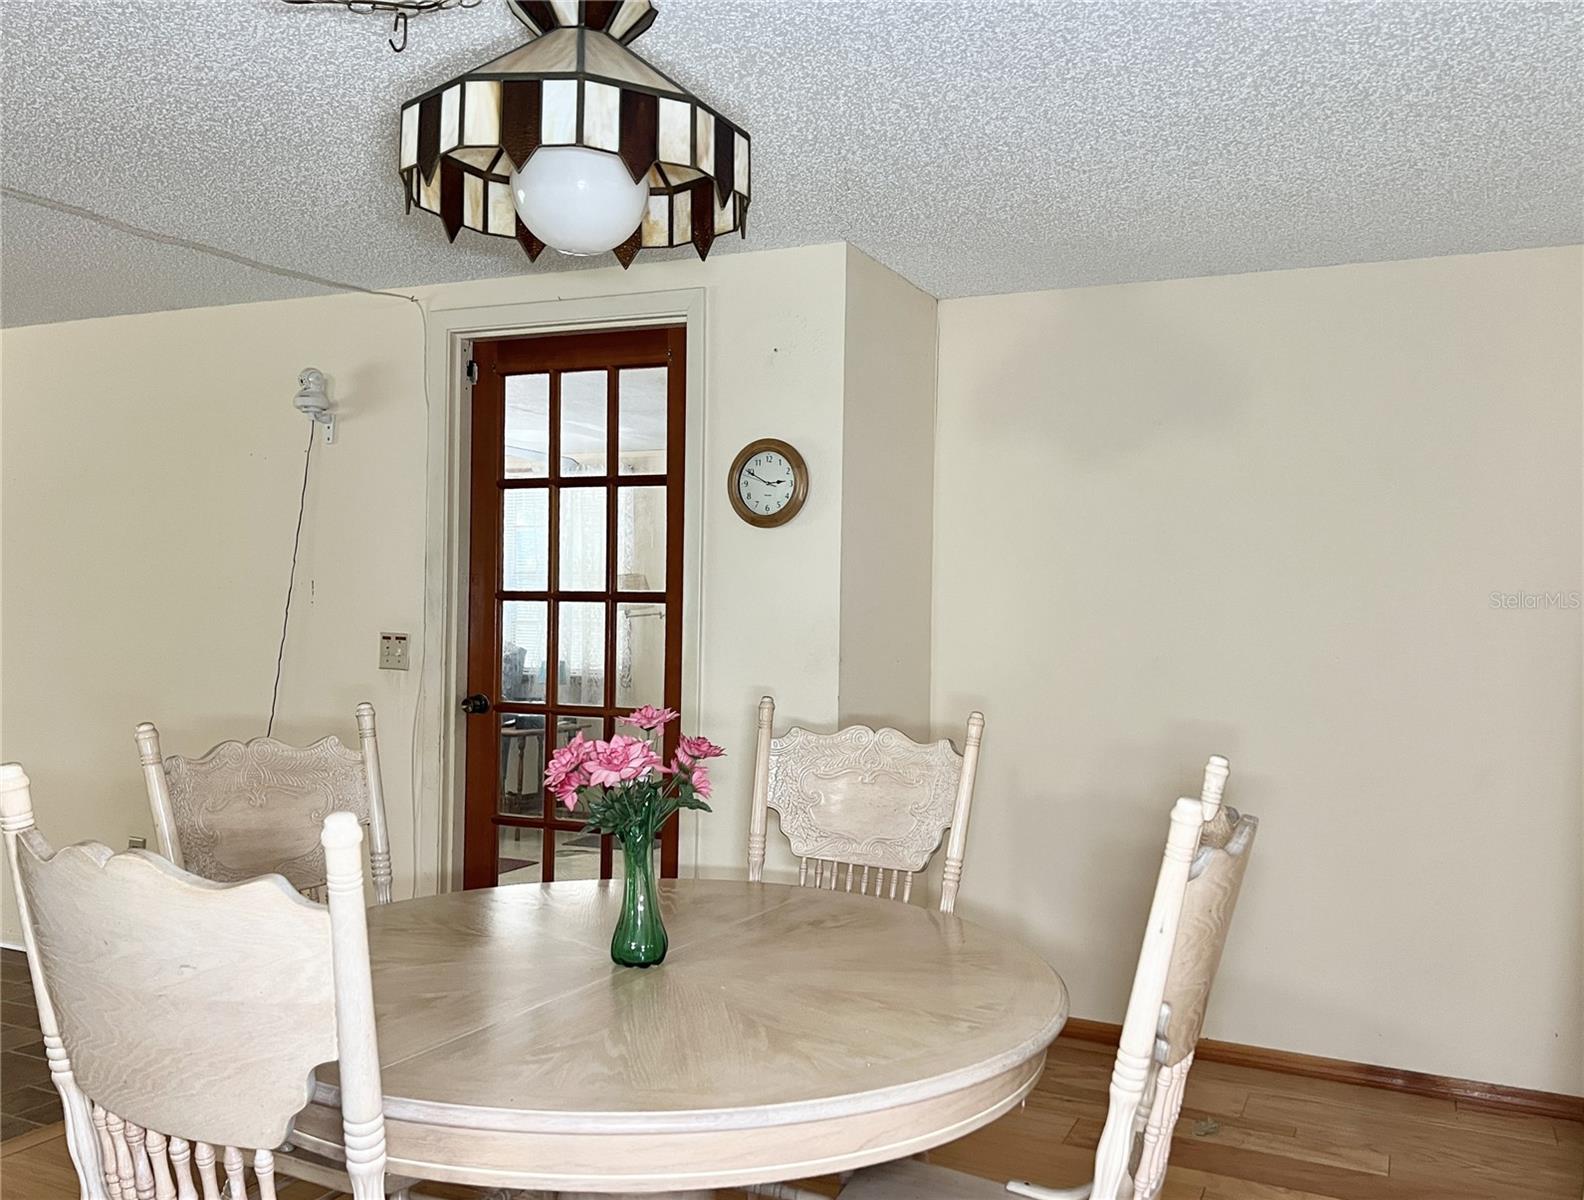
746;696;985;912
136;702;393;904
1129;758;1257;1199
1007;755;1259;1200
0;763;388;1200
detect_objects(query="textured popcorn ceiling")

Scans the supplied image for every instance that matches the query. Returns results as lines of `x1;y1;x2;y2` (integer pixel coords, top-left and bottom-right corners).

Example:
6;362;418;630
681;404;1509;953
2;0;1580;327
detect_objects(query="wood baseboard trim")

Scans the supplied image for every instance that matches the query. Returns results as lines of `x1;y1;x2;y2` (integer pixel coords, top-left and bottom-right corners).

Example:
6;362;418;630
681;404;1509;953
1059;1017;1584;1123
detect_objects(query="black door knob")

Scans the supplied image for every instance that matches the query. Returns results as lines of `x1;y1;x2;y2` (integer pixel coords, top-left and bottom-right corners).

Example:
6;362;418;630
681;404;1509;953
460;693;491;715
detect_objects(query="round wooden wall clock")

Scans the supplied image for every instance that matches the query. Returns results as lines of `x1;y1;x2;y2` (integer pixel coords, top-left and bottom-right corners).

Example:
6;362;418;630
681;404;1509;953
728;439;809;527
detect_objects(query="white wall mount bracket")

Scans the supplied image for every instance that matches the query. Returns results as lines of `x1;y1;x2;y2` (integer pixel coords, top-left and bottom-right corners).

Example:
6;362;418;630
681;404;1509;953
293;366;338;444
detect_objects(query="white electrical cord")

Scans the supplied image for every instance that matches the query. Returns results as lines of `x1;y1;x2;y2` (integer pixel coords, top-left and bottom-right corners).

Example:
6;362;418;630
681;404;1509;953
267;421;317;737
2;186;416;300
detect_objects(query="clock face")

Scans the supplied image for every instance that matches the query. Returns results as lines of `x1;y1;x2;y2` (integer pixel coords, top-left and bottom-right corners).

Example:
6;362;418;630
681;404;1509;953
728;439;807;527
736;449;796;517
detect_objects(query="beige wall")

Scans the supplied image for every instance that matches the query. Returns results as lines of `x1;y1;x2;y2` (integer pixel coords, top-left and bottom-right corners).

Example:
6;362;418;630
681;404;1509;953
837;245;938;738
0;242;870;933
3;238;1577;1096
932;246;1584;1093
2;291;430;945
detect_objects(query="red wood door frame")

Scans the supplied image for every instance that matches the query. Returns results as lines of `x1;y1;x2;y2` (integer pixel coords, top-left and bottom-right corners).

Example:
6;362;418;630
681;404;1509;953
463;325;686;888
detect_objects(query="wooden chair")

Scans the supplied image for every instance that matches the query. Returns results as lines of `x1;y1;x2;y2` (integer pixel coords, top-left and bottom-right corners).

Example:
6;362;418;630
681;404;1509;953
0;762;389;1200
135;702;394;905
837;756;1258;1200
746;696;985;913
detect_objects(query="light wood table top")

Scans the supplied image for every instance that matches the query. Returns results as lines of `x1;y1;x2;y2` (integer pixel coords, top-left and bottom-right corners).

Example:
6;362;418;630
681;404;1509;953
293;879;1069;1192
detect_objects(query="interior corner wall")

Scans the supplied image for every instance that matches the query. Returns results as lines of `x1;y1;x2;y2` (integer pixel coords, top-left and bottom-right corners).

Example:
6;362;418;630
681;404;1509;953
836;246;938;739
1;293;429;948
930;245;1584;1094
5;227;1577;1102
0;242;853;938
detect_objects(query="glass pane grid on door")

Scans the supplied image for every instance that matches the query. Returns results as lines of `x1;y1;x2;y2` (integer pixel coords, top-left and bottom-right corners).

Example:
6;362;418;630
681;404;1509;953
482;351;678;885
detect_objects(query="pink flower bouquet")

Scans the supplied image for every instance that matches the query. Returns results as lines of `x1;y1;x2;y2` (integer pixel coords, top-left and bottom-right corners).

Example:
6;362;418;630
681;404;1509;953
545;704;723;845
546;706;723;966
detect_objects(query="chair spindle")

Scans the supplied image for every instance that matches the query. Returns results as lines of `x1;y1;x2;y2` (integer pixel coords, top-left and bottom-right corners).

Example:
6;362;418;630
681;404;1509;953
108;1110;138;1198
127;1121;157;1200
746;696;776;883
194;1141;220;1200
254;1148;279;1200
223;1145;248;1198
94;1103;122;1198
146;1129;178;1200
168;1136;199;1200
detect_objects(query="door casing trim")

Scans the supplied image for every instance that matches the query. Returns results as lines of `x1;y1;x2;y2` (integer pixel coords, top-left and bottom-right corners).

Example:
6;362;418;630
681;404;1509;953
419;288;708;895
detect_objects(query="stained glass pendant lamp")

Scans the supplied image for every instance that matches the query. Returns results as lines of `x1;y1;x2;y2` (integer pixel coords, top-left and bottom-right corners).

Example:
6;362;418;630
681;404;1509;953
398;0;751;267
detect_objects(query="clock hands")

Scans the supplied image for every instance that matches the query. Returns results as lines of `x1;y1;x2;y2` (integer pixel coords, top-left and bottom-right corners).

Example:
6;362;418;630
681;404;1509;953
746;469;788;487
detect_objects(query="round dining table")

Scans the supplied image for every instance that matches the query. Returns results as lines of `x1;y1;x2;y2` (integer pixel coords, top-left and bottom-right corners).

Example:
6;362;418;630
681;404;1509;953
290;878;1069;1196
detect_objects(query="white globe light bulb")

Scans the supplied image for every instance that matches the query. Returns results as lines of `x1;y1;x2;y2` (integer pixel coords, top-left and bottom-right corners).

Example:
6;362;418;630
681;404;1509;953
510;146;650;257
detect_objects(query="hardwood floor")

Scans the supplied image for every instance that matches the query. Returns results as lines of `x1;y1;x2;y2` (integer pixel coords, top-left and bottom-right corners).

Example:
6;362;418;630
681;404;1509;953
2;1032;1579;1199
0;949;61;1141
932;1038;1584;1199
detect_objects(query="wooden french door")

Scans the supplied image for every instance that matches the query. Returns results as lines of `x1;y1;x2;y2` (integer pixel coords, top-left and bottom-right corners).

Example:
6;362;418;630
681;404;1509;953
463;325;686;889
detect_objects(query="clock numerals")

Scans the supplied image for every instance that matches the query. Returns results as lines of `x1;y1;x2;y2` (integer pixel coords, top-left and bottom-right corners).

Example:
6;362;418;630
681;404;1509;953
739;453;793;514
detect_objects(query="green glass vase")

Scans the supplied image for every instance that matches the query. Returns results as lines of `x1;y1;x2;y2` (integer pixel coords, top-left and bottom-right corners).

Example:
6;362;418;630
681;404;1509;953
611;826;667;968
